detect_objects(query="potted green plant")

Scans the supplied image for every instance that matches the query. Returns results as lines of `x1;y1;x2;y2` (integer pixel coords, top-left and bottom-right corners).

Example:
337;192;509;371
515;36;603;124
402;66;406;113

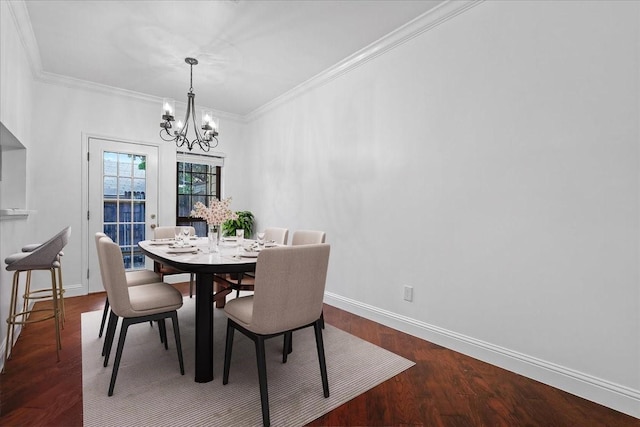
222;210;255;238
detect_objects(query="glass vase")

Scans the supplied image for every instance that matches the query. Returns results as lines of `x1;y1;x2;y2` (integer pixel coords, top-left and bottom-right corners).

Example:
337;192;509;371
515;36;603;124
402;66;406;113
208;224;221;253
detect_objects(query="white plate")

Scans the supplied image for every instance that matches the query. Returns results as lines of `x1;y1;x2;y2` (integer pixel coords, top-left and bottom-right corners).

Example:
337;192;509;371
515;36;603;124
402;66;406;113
241;251;260;258
222;237;237;242
264;242;277;248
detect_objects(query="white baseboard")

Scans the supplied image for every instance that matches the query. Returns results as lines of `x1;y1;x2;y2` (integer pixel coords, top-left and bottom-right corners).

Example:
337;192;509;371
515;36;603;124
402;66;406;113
324;292;640;419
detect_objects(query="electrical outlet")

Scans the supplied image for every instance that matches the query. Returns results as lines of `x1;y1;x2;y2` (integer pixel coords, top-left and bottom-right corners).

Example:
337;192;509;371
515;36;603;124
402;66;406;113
403;285;413;302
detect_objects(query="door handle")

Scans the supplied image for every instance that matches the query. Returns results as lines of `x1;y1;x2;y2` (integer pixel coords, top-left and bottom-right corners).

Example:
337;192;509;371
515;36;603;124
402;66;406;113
150;224;157;229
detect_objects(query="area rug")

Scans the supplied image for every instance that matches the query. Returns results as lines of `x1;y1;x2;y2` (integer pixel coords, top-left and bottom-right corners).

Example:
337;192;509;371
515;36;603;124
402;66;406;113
82;298;415;426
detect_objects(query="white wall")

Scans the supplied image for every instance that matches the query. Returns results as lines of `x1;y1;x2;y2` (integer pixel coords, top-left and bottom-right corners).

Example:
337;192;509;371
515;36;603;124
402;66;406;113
244;0;639;417
0;0;38;363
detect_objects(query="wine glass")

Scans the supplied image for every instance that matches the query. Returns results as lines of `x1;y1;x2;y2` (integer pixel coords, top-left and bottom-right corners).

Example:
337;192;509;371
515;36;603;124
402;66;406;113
182;227;190;243
257;232;265;247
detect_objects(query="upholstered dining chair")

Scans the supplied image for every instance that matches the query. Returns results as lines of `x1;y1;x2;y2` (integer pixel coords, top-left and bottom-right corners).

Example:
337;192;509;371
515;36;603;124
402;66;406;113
153;226;196;297
94;232;160;338
222;244;331;427
285;229;328;356
96;236;185;396
3;226;71;372
229;227;290;298
291;229;326;246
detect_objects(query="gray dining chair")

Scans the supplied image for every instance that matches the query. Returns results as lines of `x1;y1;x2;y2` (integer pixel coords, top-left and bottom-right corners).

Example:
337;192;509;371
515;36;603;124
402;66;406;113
94;232;161;338
230;227;290;299
153;226;196;297
97;236;185;396
3;226;71;372
222;243;331;427
291;229;326;246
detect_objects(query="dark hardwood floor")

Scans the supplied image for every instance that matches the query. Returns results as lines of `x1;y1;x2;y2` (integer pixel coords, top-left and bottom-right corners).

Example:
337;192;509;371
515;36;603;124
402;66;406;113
0;282;636;426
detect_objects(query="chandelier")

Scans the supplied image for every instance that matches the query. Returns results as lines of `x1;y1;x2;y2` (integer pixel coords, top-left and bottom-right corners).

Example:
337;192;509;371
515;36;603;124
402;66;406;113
160;57;219;151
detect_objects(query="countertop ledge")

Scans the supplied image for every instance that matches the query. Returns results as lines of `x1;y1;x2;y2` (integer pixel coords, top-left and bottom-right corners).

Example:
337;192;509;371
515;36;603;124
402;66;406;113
0;209;35;220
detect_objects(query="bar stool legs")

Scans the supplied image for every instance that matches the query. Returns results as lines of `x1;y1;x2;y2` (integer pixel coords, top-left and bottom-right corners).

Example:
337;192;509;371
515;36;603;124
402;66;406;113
3;267;62;373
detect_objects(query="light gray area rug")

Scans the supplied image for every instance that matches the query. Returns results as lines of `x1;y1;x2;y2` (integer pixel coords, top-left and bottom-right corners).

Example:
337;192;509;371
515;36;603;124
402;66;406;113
82;298;415;426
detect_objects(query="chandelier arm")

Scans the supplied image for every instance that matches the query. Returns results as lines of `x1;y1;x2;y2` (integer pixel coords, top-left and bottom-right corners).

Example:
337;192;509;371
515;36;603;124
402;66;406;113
159;128;177;142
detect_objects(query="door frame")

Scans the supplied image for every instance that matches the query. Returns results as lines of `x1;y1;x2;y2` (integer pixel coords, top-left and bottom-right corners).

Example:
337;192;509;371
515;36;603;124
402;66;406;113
81;132;163;295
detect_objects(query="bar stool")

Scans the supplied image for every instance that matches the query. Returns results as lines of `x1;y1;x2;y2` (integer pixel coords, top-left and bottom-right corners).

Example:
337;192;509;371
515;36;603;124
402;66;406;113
3;226;71;373
21;244;66;325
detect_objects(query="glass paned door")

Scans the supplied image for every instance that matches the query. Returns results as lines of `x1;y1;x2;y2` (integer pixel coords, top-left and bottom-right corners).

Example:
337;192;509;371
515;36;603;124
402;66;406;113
102;151;148;269
88;138;158;293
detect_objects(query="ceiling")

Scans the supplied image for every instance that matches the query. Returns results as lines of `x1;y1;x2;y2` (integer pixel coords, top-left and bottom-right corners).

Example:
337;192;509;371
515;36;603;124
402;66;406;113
21;0;444;117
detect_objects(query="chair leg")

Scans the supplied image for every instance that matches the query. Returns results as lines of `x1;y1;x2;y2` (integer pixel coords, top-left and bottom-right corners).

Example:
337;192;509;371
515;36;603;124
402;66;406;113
314;320;330;398
170;312;185;375
108;318;131;396
255;336;271;427
22;271;31;322
50;269;61;359
222;320;235;385
56;264;66;325
189;273;195;298
99;297;110;338
103;311;118;364
3;272;20;372
282;332;293;362
158;319;168;350
283;332;292;363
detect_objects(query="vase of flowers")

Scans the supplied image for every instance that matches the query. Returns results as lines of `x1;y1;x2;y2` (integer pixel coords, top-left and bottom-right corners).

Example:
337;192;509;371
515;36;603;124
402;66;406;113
190;197;238;253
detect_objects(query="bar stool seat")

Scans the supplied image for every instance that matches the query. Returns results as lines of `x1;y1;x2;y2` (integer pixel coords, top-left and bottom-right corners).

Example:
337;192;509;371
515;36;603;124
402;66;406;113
3;226;71;373
20;244;66;325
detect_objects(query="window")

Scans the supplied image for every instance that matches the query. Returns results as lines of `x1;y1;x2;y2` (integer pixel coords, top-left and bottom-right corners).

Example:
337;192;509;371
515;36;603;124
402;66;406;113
176;152;223;237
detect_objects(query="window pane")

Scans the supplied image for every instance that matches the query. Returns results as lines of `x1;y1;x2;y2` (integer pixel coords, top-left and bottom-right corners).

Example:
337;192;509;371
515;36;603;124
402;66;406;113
133;155;146;178
133;201;145;222
119;224;131;246
103;176;117;199
118;178;132;199
132;250;145;269
133;223;145;244
178;195;191;217
118;153;132;177
133;178;145;199
104;201;117;222
119;202;132;222
104;152;118;176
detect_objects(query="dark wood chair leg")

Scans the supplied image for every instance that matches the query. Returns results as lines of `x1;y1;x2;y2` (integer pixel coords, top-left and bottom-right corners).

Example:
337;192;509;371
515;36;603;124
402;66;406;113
102;311;118;364
158;319;168;349
223;320;235;384
99;297;110;338
283;332;292;363
170;312;185;375
314;320;329;398
108;318;131;396
255;336;271;427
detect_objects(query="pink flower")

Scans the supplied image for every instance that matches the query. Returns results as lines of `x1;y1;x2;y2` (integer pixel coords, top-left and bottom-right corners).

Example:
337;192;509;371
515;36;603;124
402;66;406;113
190;197;238;226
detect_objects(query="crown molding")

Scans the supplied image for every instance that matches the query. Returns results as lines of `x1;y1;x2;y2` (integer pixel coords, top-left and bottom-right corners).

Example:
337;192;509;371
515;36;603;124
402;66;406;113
6;0;42;77
8;0;481;124
35;70;242;122
245;0;483;122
